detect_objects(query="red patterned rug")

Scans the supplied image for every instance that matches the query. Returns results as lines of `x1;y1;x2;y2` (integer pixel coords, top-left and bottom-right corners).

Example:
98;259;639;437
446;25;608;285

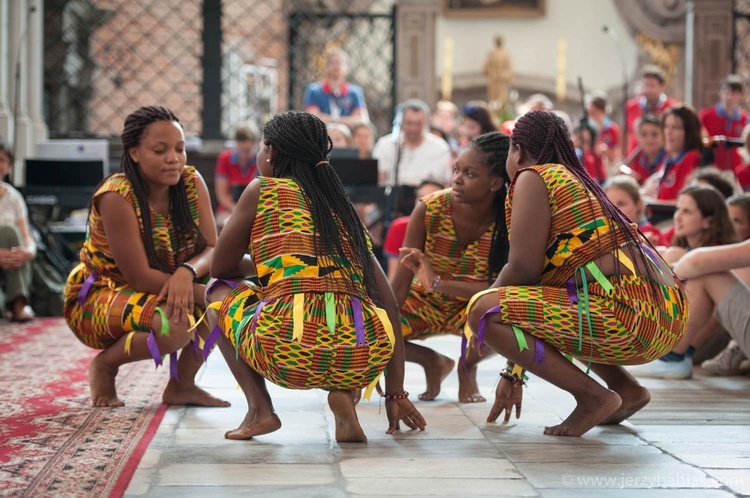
0;318;169;497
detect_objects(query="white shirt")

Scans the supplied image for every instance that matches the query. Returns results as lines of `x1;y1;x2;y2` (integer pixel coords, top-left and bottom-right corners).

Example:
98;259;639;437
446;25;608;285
0;182;27;226
372;133;452;187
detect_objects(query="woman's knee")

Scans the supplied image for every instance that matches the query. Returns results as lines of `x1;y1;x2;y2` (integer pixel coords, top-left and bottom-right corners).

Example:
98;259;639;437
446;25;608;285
0;223;22;247
151;315;193;352
467;293;498;332
204;278;233;306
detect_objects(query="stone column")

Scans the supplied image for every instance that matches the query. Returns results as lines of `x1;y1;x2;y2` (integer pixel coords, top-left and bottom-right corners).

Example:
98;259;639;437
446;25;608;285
395;0;438;108
691;0;734;110
0;0;11;144
28;0;47;145
8;0;35;184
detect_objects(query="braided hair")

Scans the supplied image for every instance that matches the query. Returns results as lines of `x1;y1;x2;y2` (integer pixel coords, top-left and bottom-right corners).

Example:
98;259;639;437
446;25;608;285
469;131;510;282
511;110;653;278
261;111;379;302
119;105;207;272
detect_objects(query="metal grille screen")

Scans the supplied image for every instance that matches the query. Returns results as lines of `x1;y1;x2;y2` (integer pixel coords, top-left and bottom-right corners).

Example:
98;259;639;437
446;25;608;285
44;0;395;140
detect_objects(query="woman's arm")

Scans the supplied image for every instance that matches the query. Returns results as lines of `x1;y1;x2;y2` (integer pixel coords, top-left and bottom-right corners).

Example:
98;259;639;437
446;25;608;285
494;171;550;287
212;178;260;278
673;239;750;279
16;214;36;260
389;202;427;306
98;193;171;294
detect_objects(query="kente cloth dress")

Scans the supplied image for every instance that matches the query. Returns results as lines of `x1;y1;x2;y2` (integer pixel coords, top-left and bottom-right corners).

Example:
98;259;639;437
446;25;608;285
466;164;688;364
400;189;495;339
215;177;394;391
64;166;204;349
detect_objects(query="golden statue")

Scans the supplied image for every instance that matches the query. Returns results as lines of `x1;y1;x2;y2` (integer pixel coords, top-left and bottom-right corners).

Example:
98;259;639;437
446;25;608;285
483;34;513;110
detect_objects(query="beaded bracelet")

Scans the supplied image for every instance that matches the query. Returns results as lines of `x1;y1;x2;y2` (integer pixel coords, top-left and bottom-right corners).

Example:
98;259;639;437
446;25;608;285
383;391;410;400
499;371;526;387
430;275;442;293
500;364;528;387
179;262;198;281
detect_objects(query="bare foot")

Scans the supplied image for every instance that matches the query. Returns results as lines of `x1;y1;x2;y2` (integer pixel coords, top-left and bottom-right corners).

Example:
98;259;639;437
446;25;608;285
89;353;124;407
162;381;231;407
328;391;367;443
544;390;622;437
457;362;486;403
419;354;456;401
600;385;651;425
225;411;282;440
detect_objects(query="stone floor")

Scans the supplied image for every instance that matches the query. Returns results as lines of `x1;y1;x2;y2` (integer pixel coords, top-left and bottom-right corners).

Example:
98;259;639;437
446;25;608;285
125;335;750;497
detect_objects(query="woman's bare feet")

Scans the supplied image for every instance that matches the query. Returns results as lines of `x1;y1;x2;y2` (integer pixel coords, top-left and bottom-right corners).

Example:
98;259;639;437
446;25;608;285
162;381;231;407
419;354;456;401
457;363;486;403
225;411;282;440
328;390;367;443
89;353;124;407
544;390;622;437
600;384;651;425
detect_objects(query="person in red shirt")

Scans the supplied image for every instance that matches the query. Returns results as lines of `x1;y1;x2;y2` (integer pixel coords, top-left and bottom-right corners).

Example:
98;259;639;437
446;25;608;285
587;91;621;169
652;106;703;203
625;113;666;184
214;126;259;228
699;74;749;172
604;175;665;246
572;123;606;183
625;65;678;156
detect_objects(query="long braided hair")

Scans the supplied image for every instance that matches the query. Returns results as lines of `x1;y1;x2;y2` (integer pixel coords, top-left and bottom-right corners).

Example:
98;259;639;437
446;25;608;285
261;111;379;302
469;131;510;282
119;105;207;272
511;110;654;278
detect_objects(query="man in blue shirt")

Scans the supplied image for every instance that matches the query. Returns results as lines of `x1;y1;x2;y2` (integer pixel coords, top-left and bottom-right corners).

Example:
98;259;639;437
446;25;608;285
304;48;369;128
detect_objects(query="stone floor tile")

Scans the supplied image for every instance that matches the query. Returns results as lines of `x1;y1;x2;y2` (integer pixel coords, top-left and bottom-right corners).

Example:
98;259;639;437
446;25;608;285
345;477;537;496
340;456;521;479
702;468;750;495
538;489;738;498
499;442;663;463
158;463;336;486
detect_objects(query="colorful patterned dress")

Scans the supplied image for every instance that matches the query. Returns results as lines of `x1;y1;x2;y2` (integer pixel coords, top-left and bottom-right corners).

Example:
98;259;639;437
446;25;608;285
400;189;495;339
467;164;688;364
215;177;394;391
64;166;204;349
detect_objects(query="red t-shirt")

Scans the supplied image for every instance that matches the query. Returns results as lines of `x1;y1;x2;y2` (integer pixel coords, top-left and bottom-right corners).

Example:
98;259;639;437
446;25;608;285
699;104;749;171
215;149;257;187
597;119;620;153
581;150;606;183
625;95;678;154
638;220;666;246
628;149;666;184
736;162;750;191
656;149;701;201
383;216;409;257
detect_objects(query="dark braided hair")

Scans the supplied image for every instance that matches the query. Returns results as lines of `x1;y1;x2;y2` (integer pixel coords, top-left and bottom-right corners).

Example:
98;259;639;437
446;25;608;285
119;105;207;272
511;110;656;280
470;131;510;282
262;111;379;302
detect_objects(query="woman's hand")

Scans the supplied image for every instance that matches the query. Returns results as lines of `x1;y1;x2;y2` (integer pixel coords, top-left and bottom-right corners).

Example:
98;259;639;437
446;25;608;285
385;398;427;434
486;377;523;423
157;266;196;324
398;247;436;290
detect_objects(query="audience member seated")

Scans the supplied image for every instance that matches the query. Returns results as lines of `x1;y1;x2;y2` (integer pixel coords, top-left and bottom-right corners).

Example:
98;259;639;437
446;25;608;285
629;184;738;379
587;91;621;170
303;48;368;128
698;74;749;172
624;114;665;184
625;64;678;155
372;99;452;187
350;121;376;159
430;100;459;150
382;179;445;279
642;106;702;204
603;175;664;246
733;124;750;191
214;125;259;228
700;192;750;375
573;122;606;184
457;100;497;148
327;122;353;149
0;144;36;322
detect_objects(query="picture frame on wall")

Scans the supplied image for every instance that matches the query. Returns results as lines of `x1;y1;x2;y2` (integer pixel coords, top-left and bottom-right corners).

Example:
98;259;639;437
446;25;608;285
443;0;545;18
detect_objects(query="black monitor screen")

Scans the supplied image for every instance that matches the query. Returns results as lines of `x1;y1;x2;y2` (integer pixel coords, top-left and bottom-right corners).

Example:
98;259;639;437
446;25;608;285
25;159;105;187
